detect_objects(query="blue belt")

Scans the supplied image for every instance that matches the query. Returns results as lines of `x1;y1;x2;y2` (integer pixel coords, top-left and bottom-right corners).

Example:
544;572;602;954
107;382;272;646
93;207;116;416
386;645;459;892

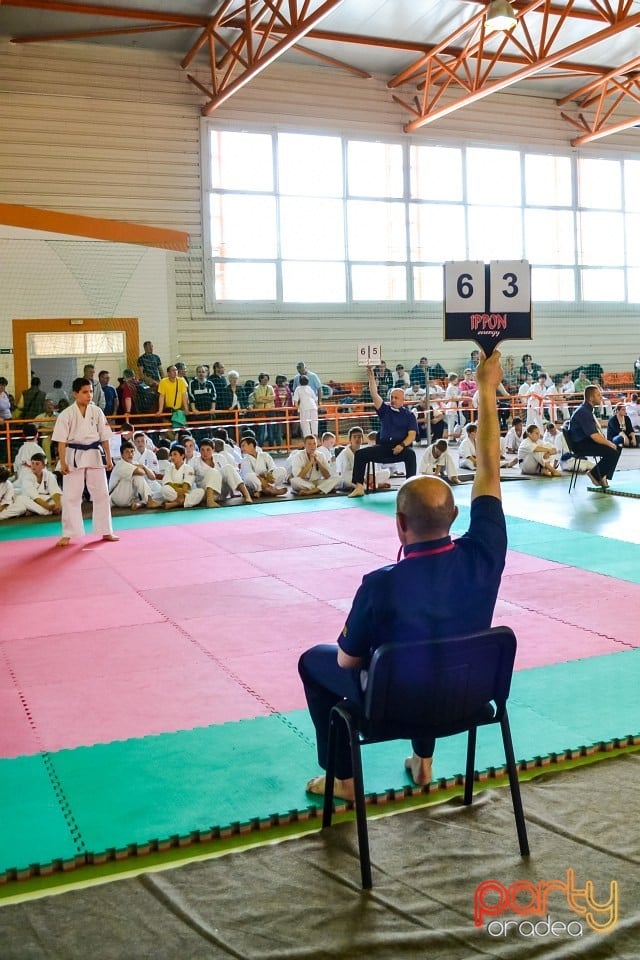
67;440;102;467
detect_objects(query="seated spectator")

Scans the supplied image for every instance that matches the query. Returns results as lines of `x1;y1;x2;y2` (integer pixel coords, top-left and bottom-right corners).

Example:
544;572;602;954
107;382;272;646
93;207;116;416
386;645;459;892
0;466;15;517
458;423;478;471
409;357;430;388
108;441;162;510
518;425;562;476
109;421;136;462
543;421;563;457
16;377;46;420
412;396;447;444
0;453;62;519
607;403;637;448
162;443;204;510
290;435;339;496
394;364;410;389
132;432;162;477
155;446;170;477
458;369;477;409
239;435;287;497
626;393;640;432
518;354;541;383
419;439;460;485
319;432;337;468
45;379;68;410
504;416;524;455
13;425;47;485
211;438;253;503
404;383;426;404
191;438;224;508
373;361;394;395
573;369;591;394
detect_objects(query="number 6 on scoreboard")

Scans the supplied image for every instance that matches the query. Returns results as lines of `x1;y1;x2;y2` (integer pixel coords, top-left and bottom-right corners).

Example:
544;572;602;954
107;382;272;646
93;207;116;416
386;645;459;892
444;261;485;312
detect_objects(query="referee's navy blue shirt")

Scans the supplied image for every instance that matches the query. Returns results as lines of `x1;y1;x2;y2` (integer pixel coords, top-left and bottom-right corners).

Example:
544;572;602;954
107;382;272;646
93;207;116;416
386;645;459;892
338;495;506;664
376;402;419;446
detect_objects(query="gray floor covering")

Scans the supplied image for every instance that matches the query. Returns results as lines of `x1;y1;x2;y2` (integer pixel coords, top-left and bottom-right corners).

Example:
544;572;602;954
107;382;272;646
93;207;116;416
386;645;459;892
1;751;638;960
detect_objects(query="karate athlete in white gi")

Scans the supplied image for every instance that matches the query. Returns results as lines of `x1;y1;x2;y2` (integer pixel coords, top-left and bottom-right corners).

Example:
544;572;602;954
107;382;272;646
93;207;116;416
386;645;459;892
0;452;62;519
239;436;287;497
161;444;205;509
51;377;118;547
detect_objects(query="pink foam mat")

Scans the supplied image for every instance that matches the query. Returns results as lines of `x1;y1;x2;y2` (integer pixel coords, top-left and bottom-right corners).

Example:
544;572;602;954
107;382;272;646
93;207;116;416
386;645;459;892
114;552;269;591
273;563;380;602
243;542;381;575
498;566;640;647
140;575;317;622
18;662;270;755
225;647;310;712
0;690;40;758
3;591;165;642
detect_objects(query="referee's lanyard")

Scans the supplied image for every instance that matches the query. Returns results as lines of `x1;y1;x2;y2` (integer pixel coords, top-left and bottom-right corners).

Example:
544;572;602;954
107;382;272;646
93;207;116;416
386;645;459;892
396;542;455;563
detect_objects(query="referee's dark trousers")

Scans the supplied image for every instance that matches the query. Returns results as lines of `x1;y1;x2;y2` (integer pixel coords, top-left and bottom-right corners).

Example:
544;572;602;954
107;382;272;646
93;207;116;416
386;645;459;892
571;438;621;481
352;442;417;485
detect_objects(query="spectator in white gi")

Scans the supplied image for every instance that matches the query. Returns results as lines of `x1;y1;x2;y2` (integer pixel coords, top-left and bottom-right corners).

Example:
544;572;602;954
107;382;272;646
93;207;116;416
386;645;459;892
526;373;548;429
458;423;478;471
51;376;118;547
108;442;162;510
336;427;389;492
13;424;48;487
444;372;465;439
0;454;61;519
543;422;564;457
518;374;534;398
626;393;640;432
132;432;162;481
0;467;15;517
290;435;339;496
239;436;287;497
162;444;205;510
211;438;253;503
504;416;524;455
419;439;460;485
292;375;319;438
192;439;224;508
292;362;322;403
319;432;337;468
517;425;562;477
559;372;575;421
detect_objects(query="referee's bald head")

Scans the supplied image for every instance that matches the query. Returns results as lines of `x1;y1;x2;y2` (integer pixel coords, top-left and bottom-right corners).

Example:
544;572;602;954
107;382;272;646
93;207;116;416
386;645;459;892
396;475;458;541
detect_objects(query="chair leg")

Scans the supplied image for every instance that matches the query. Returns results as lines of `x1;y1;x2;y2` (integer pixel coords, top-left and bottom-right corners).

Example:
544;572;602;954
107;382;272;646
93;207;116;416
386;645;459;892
464;727;477;805
346;724;372;890
322;710;339;828
500;712;530;857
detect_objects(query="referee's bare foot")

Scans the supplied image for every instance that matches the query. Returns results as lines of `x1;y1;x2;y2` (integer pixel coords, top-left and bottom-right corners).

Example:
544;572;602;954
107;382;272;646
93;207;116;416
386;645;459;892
102;534;120;542
348;483;365;498
56;536;71;547
404;754;433;786
306;774;355;802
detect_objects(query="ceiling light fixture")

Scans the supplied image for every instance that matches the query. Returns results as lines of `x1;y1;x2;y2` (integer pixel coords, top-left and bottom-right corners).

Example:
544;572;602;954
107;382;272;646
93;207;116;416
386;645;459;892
485;0;517;33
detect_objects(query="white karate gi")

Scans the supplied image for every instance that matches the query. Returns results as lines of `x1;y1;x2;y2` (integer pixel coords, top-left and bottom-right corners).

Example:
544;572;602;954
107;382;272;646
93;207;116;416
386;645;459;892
289;449;339;494
517;436;556;475
336;446;390;490
108;459;154;508
0;478;18;519
12;441;47;488
292;385;318;437
240;450;287;494
504;426;524;455
213;449;245;498
444;384;465;434
192;454;223;496
51;402;113;539
419;445;458;480
458;436;477;471
132;447;164;497
162;462;204;508
525;383;546;429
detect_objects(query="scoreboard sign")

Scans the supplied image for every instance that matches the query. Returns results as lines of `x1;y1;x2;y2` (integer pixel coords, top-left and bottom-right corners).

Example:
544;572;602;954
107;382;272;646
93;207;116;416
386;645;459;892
444;260;532;356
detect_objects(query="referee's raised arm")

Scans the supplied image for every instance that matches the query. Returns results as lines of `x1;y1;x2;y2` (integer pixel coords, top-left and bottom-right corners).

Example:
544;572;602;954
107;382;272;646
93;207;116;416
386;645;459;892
472;349;503;502
366;365;383;410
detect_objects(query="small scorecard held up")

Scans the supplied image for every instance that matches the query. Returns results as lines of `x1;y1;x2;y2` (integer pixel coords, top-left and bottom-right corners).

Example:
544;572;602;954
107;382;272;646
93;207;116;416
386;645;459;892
443;260;532;356
357;343;382;367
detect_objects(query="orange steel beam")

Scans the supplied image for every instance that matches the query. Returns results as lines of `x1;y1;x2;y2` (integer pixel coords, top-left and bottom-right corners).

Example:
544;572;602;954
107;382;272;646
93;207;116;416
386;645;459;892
292;42;372;79
459;0;637;22
0;0;209;27
557;53;640;143
389;1;640;134
199;0;344;116
11;24;185;44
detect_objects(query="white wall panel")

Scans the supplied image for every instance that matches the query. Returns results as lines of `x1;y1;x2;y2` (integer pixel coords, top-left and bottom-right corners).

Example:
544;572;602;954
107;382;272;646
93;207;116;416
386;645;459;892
1;37;639;390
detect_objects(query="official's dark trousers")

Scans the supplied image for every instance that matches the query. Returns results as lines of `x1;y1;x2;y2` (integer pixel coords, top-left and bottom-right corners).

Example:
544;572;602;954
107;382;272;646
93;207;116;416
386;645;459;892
572;439;621;481
352;443;416;486
298;644;435;779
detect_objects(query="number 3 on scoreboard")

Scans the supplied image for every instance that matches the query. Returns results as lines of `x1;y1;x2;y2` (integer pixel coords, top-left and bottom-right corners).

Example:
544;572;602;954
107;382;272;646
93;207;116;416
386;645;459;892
444;261;485;312
489;260;530;312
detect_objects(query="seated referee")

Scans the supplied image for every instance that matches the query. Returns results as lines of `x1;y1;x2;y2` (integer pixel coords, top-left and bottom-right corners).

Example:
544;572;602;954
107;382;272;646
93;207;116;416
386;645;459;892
349;366;418;498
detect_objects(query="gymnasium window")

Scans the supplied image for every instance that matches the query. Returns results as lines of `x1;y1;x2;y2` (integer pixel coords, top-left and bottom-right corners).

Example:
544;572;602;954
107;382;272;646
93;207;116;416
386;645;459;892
204;126;639;306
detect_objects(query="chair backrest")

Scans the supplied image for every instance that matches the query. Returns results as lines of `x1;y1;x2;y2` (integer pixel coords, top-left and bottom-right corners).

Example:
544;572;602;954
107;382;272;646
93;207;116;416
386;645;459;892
363;626;516;740
562;423;578;455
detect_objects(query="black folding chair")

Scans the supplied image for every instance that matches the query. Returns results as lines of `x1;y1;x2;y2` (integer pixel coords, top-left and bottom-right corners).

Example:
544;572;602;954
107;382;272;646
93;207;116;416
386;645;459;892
322;626;529;889
562;424;592;493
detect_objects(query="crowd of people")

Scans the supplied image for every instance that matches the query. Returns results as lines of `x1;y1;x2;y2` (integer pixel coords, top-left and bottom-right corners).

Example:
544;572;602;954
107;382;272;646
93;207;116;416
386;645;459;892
2;346;640;531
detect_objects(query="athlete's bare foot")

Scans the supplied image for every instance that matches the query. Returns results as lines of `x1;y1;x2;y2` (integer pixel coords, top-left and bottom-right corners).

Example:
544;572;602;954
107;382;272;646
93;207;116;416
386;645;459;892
404;754;433;786
102;534;120;542
448;477;461;485
56;536;71;547
147;499;163;509
348;483;365;498
306;774;355;802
